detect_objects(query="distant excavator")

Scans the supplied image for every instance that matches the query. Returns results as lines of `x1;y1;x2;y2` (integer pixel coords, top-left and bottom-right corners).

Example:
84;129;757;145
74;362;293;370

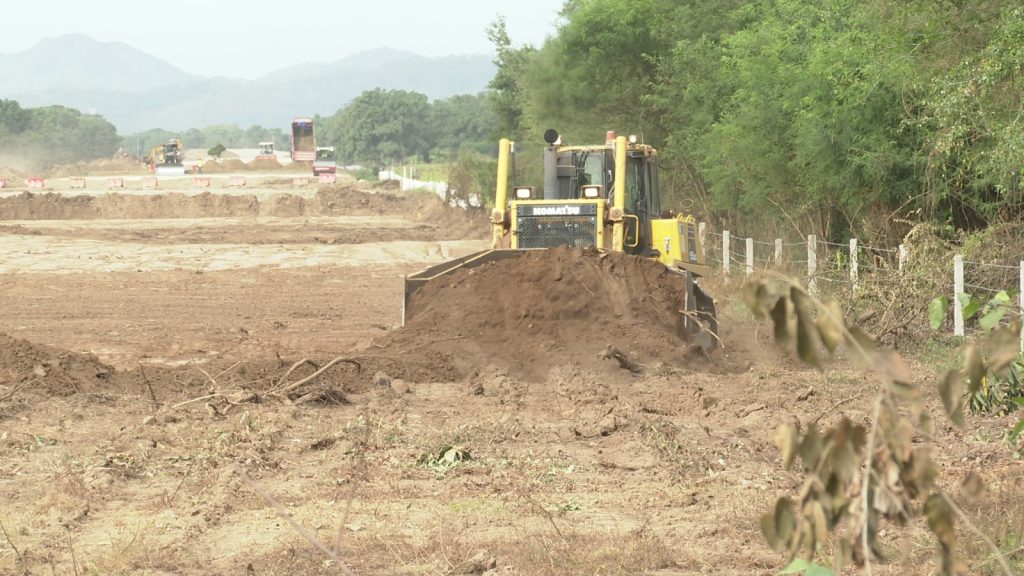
148;138;185;176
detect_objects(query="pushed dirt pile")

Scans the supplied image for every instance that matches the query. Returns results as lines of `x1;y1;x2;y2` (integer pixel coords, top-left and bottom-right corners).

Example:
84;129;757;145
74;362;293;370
0;333;116;398
0;166;29;181
200;158;250;173
386;246;720;380
0;191;260;219
46;156;149;177
0;187;486;238
248;157;285;171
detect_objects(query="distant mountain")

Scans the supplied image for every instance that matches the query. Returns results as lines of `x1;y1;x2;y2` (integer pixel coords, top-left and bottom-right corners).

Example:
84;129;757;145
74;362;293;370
0;36;495;133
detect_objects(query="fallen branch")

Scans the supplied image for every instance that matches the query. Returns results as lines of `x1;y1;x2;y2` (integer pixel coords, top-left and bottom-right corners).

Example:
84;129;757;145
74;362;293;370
169;394;221;410
235;466;359;576
274;357;362;396
0;383;26;403
600;346;644;374
277;358;320;387
192;362;221;395
0;518;22;564
941;492;1015;576
138;364;159;407
809;392;867;426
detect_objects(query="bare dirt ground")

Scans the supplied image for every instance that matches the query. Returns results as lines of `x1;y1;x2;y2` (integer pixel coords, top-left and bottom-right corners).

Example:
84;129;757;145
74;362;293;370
0;171;1021;575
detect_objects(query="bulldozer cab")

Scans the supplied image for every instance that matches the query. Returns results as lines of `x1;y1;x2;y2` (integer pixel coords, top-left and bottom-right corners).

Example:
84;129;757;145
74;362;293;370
546;142;660;257
316;147;336;162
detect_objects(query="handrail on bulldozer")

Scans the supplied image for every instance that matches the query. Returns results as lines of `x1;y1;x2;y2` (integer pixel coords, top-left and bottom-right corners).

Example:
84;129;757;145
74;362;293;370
491;138;513;249
611;135;627;252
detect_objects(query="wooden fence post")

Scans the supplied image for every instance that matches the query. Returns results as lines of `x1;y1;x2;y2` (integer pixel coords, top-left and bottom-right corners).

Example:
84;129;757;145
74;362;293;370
746;237;754;276
698;222;707;260
807;235;817;294
774;239;783;266
899;244;907;272
954;254;964;337
723;231;730;276
850;238;858;289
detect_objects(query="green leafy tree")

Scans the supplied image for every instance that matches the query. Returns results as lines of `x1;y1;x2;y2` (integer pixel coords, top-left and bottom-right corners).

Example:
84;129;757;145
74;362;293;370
429;93;498;160
0;101;120;170
920;5;1024;225
487;16;536;139
208;143;226;158
327;88;432;166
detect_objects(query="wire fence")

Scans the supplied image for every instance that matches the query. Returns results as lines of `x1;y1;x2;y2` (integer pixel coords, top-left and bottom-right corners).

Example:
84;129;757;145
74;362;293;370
702;228;1024;347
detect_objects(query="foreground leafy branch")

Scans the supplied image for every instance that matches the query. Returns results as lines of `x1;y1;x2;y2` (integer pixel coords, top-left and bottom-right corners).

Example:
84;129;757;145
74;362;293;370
744;278;1019;576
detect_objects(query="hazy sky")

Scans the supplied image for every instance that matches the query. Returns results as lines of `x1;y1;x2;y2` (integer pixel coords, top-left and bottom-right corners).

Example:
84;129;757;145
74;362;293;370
0;0;562;78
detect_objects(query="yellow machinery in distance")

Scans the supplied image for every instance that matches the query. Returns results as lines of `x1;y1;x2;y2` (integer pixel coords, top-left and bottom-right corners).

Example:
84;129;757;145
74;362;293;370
148;138;185;176
403;129;717;350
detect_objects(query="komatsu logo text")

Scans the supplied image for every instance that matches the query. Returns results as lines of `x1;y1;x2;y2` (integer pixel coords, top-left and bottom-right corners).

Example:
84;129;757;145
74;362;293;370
532;206;581;216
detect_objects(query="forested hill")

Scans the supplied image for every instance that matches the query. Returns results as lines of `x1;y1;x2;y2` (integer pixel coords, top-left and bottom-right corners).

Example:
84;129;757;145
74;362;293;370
0;35;494;133
491;1;1024;240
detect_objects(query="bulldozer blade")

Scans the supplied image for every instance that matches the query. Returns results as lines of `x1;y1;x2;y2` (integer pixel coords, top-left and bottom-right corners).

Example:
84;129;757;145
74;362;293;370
679;270;718;353
402;249;526;325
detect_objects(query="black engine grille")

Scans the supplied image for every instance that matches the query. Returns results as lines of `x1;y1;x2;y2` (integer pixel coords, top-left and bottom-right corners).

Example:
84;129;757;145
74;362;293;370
515;204;599;249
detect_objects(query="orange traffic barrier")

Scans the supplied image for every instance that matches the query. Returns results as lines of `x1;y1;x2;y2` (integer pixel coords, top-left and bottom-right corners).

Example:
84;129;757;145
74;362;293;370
142;176;159;189
228;175;247;188
0;178;6;189
192;176;211;187
107;178;124;189
318;173;337;184
26;177;45;189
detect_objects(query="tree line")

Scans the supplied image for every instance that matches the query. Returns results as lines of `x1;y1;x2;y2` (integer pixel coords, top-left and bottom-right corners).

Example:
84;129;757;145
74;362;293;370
489;0;1024;242
316;90;497;167
0;99;120;171
1;91;499;175
122;125;291;157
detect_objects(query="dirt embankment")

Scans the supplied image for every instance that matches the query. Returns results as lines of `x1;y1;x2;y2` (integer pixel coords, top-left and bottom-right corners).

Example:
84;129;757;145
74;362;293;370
0;333;118;398
0;185;488;238
385;246;739;380
200;159;251;173
45;157;149;178
248;157;286;171
0;166;29;181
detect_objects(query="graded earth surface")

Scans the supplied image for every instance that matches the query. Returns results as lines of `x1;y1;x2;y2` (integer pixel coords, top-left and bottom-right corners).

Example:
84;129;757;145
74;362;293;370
0;170;1019;575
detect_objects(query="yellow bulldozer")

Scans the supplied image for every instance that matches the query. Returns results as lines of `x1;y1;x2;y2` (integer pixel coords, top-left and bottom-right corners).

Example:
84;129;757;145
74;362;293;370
148;138;185;176
403;129;717;350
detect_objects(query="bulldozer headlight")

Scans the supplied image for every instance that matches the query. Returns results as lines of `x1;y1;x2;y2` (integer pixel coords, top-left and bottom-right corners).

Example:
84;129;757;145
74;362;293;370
582;184;602;198
514;186;534;200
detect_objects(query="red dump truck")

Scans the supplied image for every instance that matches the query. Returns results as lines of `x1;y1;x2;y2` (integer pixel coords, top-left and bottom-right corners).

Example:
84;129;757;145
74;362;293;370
290;118;316;162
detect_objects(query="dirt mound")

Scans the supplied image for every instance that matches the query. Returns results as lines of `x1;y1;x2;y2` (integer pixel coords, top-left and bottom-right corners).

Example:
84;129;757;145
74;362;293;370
0;166;29;181
0;188;487;237
46;156;149;178
200;159;250;173
0;333;116;398
0;191;260;219
0;192;102;219
382;246;719;380
314;185;486;239
248;157;285;171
